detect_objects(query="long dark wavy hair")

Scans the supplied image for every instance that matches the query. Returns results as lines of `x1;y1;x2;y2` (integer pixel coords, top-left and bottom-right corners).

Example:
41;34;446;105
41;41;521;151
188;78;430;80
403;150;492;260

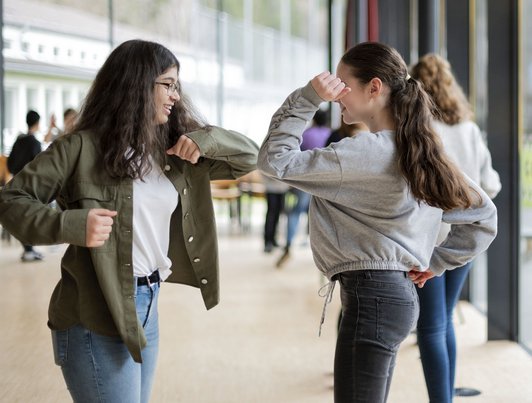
411;53;473;125
341;42;477;210
74;39;207;179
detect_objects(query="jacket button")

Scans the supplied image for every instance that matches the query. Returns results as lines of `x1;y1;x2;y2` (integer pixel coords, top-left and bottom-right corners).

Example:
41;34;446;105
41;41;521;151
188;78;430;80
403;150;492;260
193;258;200;263
201;278;208;285
126;195;132;199
125;263;131;267
188;236;194;242
184;212;189;219
164;164;171;171
183;188;187;195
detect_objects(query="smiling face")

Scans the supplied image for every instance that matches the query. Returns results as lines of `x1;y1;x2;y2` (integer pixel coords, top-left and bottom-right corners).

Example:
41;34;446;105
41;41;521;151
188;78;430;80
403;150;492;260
154;66;180;125
335;62;374;125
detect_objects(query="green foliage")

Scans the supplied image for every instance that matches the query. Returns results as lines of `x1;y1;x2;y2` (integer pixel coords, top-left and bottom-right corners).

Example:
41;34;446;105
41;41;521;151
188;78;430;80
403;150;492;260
253;0;281;29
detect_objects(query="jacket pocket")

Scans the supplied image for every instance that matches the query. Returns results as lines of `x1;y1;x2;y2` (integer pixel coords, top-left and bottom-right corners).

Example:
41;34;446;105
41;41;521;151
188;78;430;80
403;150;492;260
67;183;116;206
67;183;117;252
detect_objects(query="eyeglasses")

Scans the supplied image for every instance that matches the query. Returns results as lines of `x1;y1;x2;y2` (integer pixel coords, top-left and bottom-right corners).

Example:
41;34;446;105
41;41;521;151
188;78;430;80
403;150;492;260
155;82;179;95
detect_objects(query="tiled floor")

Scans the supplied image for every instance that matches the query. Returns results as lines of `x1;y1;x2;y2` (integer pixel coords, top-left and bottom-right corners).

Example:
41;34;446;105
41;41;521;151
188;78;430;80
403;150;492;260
0;233;531;403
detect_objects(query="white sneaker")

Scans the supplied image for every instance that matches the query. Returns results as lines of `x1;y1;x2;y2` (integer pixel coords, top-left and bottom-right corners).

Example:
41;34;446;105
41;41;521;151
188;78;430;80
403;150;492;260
21;251;44;262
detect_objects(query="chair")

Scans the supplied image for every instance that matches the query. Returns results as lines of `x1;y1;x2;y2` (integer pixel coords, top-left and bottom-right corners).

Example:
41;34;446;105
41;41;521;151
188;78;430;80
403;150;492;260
237;170;266;233
210;179;242;231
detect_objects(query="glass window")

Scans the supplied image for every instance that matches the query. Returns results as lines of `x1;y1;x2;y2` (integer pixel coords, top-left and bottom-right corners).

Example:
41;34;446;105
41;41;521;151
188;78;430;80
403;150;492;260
3;0;111;152
253;0;281;29
4;88;16;131
519;0;532;351
26;88;39;112
45;89;56;125
291;0;309;38
3;0;327;150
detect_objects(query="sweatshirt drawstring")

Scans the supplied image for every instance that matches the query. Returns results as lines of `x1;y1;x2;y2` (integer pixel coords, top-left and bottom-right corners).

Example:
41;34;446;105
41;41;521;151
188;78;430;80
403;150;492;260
318;280;336;336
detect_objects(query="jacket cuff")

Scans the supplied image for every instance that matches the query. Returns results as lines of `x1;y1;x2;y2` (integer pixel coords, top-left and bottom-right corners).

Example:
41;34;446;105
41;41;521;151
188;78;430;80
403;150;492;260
185;128;218;158
61;209;89;246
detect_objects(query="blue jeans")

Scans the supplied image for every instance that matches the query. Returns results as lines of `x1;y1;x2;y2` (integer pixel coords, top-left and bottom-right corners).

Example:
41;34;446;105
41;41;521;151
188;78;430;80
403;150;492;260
51;282;160;403
334;270;419;403
286;189;311;247
416;262;472;403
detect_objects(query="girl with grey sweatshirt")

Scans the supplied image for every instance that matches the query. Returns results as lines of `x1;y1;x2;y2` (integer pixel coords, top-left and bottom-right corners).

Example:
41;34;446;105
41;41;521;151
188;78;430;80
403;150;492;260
257;42;497;403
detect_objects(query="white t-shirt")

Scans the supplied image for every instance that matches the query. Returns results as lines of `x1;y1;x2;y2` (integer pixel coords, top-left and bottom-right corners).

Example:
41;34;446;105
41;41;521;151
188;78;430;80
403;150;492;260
132;162;179;280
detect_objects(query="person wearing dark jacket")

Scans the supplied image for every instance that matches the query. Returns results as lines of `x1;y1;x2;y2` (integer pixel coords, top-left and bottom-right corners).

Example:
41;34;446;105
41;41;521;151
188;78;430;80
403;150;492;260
7;110;43;261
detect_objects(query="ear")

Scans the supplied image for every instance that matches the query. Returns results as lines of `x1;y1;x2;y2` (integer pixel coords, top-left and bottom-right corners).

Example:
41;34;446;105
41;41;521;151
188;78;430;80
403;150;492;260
368;77;383;97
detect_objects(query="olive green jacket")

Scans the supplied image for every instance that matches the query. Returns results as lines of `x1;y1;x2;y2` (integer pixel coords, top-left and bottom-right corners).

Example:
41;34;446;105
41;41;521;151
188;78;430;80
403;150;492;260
0;127;258;363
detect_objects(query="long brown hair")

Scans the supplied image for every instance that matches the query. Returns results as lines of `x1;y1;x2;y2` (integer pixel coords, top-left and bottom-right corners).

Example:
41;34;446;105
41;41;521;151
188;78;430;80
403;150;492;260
74;39;207;179
341;42;477;210
410;53;472;125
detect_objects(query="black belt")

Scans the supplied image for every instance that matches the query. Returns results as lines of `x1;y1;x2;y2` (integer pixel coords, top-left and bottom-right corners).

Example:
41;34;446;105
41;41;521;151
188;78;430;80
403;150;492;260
136;270;160;286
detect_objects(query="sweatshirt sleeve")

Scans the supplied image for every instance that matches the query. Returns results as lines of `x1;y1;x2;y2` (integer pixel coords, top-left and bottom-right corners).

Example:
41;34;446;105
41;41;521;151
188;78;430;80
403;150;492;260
185;126;259;180
430;177;498;275
257;82;343;201
0;135;88;247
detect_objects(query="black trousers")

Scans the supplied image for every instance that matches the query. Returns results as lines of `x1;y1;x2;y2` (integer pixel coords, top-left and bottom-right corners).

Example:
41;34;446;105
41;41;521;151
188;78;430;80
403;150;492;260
334;270;419;403
264;192;285;245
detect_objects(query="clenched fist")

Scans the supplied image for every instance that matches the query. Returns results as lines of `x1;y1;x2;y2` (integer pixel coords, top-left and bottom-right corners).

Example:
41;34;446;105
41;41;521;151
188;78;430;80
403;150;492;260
310;71;351;102
166;135;201;164
86;208;117;248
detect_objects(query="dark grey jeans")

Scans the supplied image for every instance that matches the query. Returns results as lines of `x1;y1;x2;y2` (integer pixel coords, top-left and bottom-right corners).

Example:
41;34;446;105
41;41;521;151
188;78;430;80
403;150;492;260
334;270;419;403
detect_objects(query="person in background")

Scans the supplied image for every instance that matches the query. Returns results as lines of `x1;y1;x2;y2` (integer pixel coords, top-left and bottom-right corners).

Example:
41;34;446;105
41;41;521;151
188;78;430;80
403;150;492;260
411;53;501;403
276;109;331;268
325;121;368;146
44;108;78;143
263;174;289;253
0;39;258;403
258;42;497;403
7;110;44;261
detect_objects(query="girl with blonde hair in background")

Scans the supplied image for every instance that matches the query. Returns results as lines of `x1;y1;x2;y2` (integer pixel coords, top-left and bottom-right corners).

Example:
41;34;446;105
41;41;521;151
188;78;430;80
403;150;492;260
411;53;501;403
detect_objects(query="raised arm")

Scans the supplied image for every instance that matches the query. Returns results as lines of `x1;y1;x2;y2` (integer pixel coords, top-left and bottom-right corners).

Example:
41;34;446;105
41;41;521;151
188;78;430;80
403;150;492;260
257;78;349;201
166;127;259;180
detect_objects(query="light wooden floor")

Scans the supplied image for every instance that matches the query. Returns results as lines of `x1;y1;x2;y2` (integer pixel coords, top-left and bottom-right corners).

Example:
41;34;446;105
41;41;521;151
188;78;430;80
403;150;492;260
0;234;531;403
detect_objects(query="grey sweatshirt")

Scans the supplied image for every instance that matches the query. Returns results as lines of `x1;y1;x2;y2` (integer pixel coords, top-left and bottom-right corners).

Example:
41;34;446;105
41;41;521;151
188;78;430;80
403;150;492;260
257;83;498;279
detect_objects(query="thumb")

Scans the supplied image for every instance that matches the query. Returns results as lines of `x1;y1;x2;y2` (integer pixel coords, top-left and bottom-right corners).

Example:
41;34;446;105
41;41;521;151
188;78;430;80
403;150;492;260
92;208;118;217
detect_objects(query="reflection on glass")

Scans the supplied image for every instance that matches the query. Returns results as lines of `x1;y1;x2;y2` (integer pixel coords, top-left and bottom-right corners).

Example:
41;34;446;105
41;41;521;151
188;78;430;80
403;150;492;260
2;0;329;152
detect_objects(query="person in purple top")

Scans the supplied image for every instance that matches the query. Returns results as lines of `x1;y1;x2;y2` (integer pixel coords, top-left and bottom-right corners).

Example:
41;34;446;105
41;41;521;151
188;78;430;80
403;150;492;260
300;109;332;150
276;109;330;268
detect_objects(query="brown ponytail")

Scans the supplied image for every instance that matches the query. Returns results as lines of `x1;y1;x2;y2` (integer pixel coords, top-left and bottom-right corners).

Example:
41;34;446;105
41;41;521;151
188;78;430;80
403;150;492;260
341;42;478;210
